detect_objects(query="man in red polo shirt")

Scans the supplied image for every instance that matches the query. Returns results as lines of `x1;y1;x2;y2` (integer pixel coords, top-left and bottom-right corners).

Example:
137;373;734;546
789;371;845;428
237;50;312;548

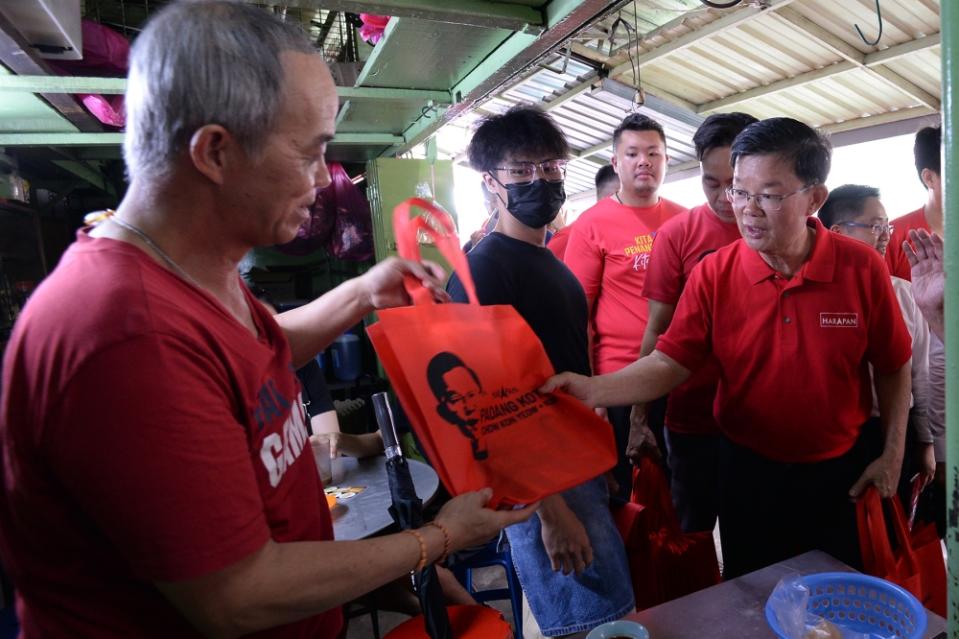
544;118;911;578
629;112;757;533
564;114;687;497
885;125;942;280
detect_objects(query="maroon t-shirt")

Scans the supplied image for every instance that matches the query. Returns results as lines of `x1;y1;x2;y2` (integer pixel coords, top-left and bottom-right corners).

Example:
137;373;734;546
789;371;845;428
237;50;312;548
0;230;341;638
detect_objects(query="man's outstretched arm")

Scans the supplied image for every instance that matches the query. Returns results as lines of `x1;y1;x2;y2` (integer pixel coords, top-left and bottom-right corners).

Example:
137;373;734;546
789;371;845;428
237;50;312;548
541;350;691;408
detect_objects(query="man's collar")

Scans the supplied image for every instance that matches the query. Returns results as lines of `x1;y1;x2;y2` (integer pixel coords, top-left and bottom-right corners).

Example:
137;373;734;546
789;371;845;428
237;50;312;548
740;217;835;285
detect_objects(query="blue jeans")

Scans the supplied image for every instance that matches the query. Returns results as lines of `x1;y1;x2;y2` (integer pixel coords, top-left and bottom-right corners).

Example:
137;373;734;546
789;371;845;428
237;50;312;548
505;476;634;636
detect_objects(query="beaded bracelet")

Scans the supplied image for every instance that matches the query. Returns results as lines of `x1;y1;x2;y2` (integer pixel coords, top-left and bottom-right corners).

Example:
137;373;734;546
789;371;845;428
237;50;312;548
424;521;451;564
404;529;428;572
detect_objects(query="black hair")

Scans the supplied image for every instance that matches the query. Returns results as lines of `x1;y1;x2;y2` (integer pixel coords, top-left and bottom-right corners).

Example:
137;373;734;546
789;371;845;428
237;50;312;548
595;164;618;191
467;105;570;172
730;117;831;186
426;352;481;401
693;112;758;161
818;184;881;229
914;125;941;183
613;113;667;148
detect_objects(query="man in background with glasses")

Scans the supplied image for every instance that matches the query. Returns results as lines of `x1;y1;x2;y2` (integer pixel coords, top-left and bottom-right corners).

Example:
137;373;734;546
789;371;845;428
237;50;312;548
544;117;912;579
564;113;687;500
819;184;936;510
447;105;633;638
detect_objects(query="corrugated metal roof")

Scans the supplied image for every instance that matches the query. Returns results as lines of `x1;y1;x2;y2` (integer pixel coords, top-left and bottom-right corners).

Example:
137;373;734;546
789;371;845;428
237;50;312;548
433;0;941;196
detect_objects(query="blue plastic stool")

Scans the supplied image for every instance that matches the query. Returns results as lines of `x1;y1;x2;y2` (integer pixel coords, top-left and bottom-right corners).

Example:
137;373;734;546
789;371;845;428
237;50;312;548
450;537;523;638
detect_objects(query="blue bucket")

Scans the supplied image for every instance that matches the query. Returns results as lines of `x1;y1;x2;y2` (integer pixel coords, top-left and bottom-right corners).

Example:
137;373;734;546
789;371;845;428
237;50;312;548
331;334;362;382
765;572;927;639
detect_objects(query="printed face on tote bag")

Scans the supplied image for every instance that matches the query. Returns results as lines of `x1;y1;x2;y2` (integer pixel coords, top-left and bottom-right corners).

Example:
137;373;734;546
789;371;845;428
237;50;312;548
427;351;488;460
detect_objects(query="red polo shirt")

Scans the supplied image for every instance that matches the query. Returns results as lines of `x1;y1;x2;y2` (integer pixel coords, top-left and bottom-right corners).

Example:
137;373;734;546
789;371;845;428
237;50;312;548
885;207;930;280
565;196;687;374
547;224;573;261
643;203;742;435
657;218;911;463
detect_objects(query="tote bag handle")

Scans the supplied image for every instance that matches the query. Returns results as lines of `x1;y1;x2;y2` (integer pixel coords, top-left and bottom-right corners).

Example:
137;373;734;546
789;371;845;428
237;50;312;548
393;197;479;306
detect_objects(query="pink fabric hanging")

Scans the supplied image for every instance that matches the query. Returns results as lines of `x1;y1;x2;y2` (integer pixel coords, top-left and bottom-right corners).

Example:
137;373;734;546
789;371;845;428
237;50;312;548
359;14;390;45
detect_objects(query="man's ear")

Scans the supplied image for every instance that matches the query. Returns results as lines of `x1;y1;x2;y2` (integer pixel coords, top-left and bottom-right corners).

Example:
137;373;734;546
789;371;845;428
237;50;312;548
482;172;498;193
610;153;619;174
808;183;830;215
829;223;843;233
921;167;940;191
188;124;235;185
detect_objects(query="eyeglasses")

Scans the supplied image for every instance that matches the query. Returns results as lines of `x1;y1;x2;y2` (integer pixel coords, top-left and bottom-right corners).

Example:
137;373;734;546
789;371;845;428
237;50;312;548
837;221;893;237
725;184;816;212
492;160;568;185
444;390;480;406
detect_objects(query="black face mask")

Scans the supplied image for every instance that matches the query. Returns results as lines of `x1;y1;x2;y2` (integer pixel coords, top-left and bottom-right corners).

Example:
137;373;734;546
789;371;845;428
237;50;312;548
497;179;566;229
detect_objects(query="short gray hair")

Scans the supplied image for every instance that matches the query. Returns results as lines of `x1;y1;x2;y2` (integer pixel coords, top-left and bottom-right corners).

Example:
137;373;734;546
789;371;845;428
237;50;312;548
124;1;316;180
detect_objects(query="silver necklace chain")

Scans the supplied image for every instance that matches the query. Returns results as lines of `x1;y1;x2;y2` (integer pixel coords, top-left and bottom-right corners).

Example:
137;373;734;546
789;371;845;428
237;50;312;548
107;215;201;288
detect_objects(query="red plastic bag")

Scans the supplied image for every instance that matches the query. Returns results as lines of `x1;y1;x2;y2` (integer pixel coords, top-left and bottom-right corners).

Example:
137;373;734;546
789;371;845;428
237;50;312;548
619;458;721;609
367;198;616;507
857;486;945;616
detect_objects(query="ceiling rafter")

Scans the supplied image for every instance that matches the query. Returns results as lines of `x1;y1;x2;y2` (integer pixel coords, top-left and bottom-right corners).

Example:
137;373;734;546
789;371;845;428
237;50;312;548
606;0;801;78
767;7;939;110
249;0;545;31
697;11;940;113
0;11;102;133
0;75;453;104
0;132;404;146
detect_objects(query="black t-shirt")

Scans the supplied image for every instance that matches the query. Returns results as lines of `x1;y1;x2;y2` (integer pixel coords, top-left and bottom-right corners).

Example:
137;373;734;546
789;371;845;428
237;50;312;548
447;232;590;376
296;359;335;421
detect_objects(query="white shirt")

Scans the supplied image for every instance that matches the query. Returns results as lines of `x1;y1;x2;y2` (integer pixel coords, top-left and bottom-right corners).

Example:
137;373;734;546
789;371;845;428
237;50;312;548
871;277;931;444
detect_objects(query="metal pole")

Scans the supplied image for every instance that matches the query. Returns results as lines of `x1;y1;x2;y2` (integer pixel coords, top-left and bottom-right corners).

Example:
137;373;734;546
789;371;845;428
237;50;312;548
941;0;958;633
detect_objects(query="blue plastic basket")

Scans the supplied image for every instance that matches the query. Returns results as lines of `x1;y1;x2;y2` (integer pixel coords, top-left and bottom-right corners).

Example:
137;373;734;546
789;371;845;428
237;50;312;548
765;572;927;639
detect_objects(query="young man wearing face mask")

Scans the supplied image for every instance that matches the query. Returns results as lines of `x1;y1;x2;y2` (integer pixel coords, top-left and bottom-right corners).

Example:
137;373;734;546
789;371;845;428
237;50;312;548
447;106;633;638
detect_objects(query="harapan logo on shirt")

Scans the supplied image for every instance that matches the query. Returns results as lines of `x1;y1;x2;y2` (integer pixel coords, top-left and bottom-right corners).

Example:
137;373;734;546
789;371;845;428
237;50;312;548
820;312;859;328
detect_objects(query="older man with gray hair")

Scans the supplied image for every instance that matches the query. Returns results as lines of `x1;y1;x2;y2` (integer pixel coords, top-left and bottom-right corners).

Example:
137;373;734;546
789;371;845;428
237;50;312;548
0;2;535;637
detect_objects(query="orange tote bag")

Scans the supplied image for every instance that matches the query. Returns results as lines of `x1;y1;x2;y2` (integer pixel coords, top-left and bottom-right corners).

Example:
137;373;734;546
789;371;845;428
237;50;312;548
367;198;616;507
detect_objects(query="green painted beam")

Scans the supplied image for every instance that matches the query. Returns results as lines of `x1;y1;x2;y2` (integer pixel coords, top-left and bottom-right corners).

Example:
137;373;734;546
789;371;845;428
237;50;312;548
942;0;958;633
251;0;544;30
337;86;452;103
0;75;452;103
0;132;403;146
51;160;115;197
354;18;403;89
0;133;124;146
335;100;352;129
334;133;405;145
0;75;126;94
385;105;448;155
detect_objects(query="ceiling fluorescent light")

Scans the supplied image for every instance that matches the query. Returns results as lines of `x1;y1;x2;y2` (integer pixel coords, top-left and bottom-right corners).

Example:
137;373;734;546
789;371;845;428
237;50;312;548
589;78;643;112
591;78;704;130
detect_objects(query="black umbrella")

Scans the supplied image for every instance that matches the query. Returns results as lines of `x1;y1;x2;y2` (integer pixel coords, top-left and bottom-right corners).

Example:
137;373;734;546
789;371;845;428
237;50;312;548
373;392;452;639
